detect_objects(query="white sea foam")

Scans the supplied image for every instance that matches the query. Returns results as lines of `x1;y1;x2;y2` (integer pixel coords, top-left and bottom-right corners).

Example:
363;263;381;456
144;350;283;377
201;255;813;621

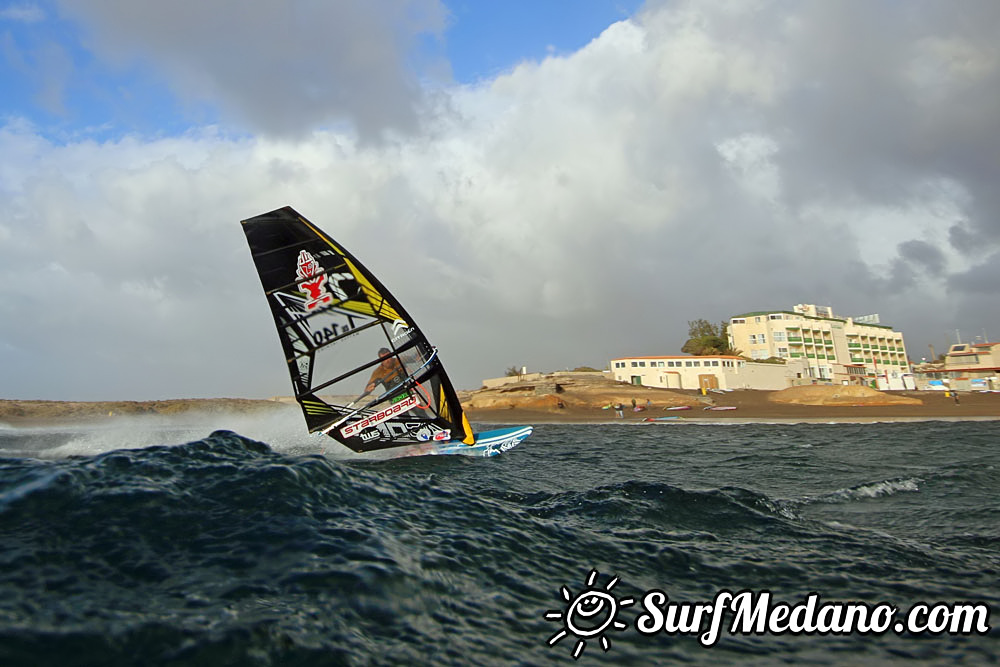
825;477;921;502
3;410;328;460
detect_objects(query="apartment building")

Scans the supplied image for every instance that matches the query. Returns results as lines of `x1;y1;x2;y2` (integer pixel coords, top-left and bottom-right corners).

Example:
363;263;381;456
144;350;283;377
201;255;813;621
727;304;910;384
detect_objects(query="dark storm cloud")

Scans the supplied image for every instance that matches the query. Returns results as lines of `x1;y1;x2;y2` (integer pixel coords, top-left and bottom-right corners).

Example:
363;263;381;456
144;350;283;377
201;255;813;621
948;252;1000;295
55;0;449;140
768;1;1000;248
898;239;946;277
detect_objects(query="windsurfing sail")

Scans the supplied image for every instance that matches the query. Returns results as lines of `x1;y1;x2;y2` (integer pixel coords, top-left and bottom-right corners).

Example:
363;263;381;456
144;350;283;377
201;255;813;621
240;206;475;453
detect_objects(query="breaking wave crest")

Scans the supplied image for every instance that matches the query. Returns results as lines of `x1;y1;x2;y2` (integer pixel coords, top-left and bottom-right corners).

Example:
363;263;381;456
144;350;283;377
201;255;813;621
817;477;922;503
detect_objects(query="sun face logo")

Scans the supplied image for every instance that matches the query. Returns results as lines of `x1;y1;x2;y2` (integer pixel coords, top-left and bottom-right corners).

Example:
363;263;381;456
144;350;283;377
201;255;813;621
545;569;634;659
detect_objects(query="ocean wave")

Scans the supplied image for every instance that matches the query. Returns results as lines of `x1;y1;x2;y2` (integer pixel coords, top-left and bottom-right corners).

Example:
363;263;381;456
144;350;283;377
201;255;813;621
813;477;922;504
1;424;998;664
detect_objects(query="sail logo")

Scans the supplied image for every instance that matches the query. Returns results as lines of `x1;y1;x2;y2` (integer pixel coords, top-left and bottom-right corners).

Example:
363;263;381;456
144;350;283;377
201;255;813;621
296;250;333;311
417;428;450;442
341;394;420;438
389;319;412;344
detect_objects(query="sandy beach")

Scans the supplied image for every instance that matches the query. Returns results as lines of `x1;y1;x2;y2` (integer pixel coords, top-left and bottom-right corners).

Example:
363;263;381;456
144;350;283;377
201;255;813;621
464;389;1000;424
1;389;998;427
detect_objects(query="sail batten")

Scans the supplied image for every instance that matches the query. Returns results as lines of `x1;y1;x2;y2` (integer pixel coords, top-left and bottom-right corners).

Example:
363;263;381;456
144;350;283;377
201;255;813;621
241;206;473;453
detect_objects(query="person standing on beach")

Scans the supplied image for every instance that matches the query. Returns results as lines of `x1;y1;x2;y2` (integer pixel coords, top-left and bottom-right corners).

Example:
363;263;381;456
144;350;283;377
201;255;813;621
615;402;624;418
953;391;960;405
631;397;637;411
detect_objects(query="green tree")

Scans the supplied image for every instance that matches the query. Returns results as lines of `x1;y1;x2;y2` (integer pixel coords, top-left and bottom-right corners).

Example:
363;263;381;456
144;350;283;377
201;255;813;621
505;366;521;377
681;319;735;356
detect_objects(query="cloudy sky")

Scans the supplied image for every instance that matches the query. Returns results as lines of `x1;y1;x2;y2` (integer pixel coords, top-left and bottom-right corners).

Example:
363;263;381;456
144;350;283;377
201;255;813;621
2;0;999;400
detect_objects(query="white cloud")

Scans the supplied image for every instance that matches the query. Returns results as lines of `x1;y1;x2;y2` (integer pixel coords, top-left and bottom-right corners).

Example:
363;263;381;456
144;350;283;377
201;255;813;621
2;0;1000;399
0;4;45;23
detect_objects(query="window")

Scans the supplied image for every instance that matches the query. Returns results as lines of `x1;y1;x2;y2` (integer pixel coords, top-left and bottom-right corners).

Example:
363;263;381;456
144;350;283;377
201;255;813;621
777;347;788;355
638;361;645;367
711;360;720;367
657;361;665;367
773;331;786;342
769;314;783;320
732;318;746;324
755;317;762;323
685;361;693;367
693;361;701;367
630;361;638;367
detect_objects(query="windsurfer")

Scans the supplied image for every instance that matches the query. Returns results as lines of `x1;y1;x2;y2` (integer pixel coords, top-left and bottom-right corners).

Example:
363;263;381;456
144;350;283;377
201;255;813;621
355;347;434;419
360;347;407;401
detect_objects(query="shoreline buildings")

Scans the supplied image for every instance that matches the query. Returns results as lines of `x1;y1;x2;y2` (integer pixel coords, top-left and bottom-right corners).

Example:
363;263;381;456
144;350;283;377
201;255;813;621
914;342;1000;391
727;303;910;388
611;303;914;391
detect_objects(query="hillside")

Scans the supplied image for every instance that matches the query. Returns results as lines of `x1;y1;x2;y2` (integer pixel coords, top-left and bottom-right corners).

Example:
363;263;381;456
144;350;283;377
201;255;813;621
0;398;289;425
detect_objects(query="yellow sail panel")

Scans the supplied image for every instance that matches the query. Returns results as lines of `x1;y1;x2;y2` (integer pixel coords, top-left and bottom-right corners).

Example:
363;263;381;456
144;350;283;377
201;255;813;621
439;385;475;444
439;386;450;420
461;413;475;444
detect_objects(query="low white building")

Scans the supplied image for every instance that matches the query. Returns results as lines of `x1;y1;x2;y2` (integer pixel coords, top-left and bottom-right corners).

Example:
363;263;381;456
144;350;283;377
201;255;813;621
610;355;806;391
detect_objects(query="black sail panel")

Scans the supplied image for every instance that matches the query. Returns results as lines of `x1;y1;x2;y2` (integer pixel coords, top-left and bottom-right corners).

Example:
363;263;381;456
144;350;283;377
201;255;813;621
240;206;474;452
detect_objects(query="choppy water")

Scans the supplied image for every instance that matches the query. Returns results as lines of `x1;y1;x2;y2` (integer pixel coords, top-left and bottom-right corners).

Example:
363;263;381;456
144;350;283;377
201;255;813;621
1;417;998;665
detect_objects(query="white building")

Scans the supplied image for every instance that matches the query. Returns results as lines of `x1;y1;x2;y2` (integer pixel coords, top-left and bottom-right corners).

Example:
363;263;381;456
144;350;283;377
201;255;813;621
610;355;806;391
